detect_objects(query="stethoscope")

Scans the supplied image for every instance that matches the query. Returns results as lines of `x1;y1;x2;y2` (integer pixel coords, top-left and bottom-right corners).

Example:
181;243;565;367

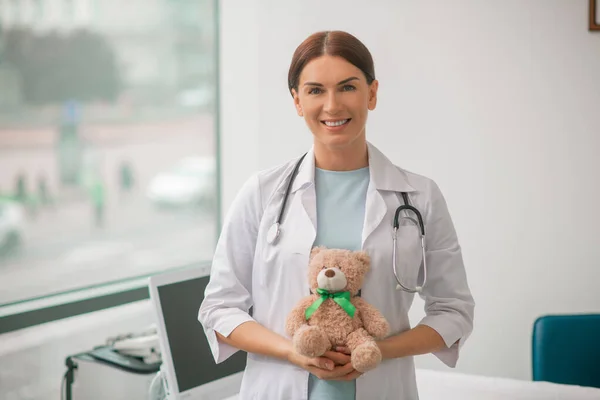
266;153;427;293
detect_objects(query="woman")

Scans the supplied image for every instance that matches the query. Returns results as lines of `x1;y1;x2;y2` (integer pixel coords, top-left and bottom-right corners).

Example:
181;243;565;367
199;30;475;400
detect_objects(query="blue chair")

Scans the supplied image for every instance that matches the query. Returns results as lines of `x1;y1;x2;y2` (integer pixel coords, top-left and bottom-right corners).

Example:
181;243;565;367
532;314;600;388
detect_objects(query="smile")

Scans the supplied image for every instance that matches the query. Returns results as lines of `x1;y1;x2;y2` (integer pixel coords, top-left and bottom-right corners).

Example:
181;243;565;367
321;119;351;127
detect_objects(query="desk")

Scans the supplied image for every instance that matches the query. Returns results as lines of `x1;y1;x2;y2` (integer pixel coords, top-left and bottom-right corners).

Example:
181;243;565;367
65;349;159;400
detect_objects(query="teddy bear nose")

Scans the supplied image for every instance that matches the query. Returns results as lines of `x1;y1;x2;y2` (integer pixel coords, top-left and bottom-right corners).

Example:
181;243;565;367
324;269;335;278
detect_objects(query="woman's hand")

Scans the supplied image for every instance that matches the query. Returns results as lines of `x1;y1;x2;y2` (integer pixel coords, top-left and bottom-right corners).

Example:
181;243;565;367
287;349;358;381
327;346;363;381
334;346;351;356
323;349;351;366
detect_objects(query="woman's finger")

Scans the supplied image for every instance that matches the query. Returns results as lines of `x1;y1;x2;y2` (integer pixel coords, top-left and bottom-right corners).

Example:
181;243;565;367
307;356;334;371
332;369;363;381
310;362;355;380
335;346;351;354
322;350;351;365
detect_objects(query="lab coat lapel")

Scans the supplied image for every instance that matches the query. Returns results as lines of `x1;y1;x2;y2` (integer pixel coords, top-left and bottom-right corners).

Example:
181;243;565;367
300;185;317;238
285;183;316;256
284;174;316;298
362;183;387;248
287;149;317;255
361;142;417;247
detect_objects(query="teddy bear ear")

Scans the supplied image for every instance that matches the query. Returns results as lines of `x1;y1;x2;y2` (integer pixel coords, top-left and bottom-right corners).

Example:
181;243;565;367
354;251;371;268
310;246;325;259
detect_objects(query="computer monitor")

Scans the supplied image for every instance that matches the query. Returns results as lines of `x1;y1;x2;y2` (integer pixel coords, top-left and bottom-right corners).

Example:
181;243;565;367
149;265;246;400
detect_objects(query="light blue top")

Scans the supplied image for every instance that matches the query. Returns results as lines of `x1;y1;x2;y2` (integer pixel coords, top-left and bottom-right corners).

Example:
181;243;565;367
308;166;370;400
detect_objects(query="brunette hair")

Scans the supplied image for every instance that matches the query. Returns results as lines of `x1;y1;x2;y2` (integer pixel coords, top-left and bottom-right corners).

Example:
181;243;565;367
287;31;376;96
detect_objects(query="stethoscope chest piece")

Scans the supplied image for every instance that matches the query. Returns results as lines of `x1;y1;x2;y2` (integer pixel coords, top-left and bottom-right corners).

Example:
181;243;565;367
267;222;280;245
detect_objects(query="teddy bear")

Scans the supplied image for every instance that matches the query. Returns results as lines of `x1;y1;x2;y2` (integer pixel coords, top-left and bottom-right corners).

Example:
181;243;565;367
285;246;390;373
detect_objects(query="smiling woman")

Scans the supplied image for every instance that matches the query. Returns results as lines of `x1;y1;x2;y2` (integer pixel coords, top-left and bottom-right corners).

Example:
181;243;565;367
288;31;379;171
198;30;474;400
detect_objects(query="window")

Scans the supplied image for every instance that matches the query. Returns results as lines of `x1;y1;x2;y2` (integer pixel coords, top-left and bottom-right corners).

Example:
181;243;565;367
64;0;75;22
10;0;20;24
32;0;44;20
0;0;219;316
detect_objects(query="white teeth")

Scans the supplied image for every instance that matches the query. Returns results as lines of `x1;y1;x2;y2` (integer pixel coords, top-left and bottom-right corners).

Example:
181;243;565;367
324;119;349;127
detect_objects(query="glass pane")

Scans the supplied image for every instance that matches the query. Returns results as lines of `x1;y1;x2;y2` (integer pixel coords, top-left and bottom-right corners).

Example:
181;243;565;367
0;0;218;306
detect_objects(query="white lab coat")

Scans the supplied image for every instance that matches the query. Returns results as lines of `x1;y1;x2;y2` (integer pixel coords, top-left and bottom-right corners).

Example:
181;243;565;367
198;142;475;400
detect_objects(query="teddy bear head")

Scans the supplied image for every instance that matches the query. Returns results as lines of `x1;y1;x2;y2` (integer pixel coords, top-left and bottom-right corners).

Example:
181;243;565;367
308;246;370;296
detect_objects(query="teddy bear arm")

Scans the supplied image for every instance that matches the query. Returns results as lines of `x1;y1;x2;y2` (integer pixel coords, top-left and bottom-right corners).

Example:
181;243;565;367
285;296;315;338
354;298;390;340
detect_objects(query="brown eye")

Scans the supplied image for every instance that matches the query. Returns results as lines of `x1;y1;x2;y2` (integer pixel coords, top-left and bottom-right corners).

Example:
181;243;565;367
322;265;327;269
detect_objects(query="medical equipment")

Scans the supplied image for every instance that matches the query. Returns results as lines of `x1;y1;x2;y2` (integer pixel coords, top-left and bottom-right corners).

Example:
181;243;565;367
148;266;245;400
266;153;307;245
393;192;427;293
62;347;160;400
267;153;428;293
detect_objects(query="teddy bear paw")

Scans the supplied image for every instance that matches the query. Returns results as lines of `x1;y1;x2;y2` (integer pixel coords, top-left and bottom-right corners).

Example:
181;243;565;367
293;326;330;358
351;342;382;373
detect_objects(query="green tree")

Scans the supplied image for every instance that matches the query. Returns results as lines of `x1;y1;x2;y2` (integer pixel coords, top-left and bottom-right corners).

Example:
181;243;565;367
2;28;121;105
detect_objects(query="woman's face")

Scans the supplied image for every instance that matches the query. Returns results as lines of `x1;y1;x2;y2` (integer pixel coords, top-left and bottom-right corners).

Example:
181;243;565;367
292;55;378;150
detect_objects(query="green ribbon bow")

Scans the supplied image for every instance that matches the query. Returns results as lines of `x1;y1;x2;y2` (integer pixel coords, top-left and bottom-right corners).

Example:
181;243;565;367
305;288;356;320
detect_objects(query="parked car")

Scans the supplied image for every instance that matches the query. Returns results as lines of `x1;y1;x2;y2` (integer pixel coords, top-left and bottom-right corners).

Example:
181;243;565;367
177;85;214;111
0;200;24;255
146;156;216;209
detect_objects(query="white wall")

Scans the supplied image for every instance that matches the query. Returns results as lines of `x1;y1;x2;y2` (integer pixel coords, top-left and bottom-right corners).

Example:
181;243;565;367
219;0;260;210
220;0;600;381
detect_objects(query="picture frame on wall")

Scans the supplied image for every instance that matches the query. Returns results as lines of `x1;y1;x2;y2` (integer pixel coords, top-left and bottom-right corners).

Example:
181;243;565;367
591;0;600;31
